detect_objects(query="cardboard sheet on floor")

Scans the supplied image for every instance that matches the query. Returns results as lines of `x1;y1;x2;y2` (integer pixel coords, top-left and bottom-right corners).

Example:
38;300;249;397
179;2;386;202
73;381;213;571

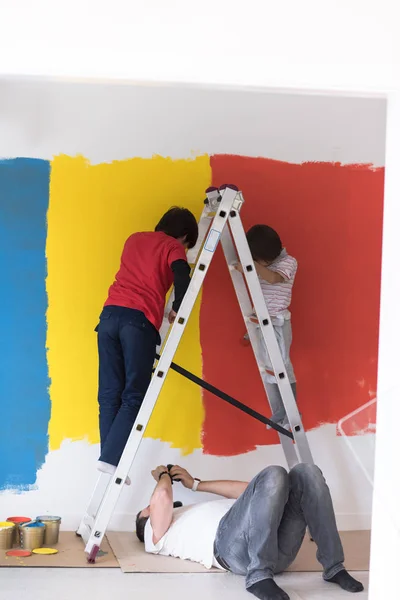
286;530;371;572
0;532;118;568
107;530;371;574
107;532;221;573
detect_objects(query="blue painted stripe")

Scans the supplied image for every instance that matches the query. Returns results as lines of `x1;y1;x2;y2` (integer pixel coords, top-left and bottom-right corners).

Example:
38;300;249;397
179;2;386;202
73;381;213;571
0;158;50;490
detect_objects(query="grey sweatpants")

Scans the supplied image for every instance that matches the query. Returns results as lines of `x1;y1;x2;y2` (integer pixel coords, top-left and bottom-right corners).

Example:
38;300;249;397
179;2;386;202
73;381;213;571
258;317;297;424
214;464;345;589
258;318;296;384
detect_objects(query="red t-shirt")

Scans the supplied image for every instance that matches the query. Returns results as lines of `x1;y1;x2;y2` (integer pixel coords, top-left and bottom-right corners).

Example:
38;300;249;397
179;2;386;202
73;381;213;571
105;231;187;331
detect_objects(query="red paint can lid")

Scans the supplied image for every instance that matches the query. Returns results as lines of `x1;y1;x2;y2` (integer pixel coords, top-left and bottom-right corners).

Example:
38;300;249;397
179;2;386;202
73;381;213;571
6;517;31;524
6;549;32;557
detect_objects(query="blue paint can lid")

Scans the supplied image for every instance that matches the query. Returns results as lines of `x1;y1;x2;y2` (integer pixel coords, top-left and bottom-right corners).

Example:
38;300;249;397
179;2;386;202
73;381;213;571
21;521;45;528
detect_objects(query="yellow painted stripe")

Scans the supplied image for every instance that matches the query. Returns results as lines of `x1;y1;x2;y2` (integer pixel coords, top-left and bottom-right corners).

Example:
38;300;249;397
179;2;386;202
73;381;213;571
46;154;210;453
144;293;204;454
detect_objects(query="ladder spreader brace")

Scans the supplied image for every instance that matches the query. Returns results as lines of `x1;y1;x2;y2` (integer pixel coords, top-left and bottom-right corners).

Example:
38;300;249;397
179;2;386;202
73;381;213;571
154;353;294;440
77;184;314;563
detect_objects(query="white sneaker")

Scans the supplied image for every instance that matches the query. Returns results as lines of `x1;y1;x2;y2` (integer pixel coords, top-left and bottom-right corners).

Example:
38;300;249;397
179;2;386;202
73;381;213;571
97;461;131;486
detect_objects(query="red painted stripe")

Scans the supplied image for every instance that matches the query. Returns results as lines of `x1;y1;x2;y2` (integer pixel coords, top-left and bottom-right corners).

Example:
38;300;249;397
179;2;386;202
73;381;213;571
200;155;384;456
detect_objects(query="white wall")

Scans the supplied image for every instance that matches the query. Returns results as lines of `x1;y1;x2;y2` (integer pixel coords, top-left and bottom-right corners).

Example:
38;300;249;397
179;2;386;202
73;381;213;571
0;79;386;165
0;79;384;534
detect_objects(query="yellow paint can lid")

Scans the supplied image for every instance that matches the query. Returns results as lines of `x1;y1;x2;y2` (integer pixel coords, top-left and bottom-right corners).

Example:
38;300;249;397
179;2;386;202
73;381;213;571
32;547;58;555
0;521;15;530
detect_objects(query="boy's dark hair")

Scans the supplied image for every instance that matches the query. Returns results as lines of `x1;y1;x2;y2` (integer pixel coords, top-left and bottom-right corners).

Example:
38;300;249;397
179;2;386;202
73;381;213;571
135;511;149;543
155;207;198;249
246;224;283;263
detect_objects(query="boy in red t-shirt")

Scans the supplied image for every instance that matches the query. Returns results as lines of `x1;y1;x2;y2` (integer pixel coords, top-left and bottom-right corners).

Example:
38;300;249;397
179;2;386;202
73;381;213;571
96;207;198;478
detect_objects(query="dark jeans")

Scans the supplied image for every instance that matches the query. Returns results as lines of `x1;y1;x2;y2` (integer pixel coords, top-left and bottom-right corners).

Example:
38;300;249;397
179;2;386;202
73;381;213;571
214;464;345;589
96;306;160;466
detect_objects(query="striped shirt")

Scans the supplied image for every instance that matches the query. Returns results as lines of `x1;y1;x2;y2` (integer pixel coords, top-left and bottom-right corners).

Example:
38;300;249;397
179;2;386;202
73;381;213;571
259;249;297;318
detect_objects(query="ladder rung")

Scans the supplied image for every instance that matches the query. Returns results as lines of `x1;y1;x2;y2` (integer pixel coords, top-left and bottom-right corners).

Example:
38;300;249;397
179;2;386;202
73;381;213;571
77;522;92;546
83;514;95;529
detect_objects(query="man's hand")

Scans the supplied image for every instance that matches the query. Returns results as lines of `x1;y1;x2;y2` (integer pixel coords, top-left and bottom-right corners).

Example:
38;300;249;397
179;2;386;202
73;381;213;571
169;465;194;490
168;310;177;324
151;465;169;482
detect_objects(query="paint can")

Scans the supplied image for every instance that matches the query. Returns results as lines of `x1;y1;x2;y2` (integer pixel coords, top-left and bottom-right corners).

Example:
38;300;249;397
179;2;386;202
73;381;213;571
20;521;45;550
6;517;31;546
0;522;16;550
36;516;61;545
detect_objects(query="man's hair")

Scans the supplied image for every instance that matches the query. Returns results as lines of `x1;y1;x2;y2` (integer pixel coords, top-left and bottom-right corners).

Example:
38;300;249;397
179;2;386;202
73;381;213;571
246;224;283;263
155;207;199;249
135;511;149;543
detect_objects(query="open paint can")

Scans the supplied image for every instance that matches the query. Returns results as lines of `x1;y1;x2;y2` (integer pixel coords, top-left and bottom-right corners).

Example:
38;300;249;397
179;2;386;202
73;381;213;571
6;517;31;546
0;522;16;550
36;516;61;545
20;521;45;550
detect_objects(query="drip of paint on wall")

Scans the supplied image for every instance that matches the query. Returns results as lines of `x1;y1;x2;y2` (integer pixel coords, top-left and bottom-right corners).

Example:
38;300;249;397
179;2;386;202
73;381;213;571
46;154;211;454
0;158;51;489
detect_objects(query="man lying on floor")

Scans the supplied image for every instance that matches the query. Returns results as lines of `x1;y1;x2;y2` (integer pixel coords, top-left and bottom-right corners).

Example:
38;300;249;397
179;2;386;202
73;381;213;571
135;463;364;600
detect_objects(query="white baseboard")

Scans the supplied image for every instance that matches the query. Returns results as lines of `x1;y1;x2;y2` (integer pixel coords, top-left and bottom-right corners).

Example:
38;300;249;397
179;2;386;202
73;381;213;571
335;513;372;531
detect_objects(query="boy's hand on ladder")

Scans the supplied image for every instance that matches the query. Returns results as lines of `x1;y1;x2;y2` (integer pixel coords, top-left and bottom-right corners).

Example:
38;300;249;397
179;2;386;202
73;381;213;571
168;310;177;324
233;262;244;274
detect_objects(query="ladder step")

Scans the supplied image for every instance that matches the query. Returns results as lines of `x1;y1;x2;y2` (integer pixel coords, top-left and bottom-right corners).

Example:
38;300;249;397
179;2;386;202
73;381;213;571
77;522;92;545
80;514;95;530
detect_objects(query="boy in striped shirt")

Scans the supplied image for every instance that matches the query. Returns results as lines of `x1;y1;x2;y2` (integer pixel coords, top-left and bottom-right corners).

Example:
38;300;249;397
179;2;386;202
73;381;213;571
246;225;298;428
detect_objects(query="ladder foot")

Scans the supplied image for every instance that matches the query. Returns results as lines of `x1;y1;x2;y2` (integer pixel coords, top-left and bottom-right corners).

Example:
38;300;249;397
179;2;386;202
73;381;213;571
87;545;100;564
75;531;82;537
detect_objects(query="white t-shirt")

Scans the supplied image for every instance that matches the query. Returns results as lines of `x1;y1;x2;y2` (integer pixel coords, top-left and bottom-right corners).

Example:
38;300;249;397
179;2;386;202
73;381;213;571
144;499;235;569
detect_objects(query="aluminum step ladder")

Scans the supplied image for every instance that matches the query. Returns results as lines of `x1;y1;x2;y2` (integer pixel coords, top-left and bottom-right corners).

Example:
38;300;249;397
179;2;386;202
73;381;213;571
77;184;314;562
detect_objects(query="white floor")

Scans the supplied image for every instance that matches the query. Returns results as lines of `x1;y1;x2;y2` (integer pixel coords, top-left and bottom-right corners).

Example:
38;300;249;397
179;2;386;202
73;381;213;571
0;568;369;600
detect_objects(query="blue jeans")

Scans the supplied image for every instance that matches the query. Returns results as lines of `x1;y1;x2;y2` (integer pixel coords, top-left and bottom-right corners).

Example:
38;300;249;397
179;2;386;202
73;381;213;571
96;306;160;466
214;464;345;589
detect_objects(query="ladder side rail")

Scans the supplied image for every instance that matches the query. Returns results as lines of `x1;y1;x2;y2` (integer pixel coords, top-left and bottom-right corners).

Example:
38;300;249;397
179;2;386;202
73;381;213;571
77;473;110;541
219;226;299;469
157;204;215;351
228;213;314;465
79;204;215;545
83;187;238;555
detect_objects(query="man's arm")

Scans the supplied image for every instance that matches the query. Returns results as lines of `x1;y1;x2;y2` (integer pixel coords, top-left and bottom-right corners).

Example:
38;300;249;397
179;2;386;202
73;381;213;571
149;466;174;544
169;466;248;499
197;480;248;499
